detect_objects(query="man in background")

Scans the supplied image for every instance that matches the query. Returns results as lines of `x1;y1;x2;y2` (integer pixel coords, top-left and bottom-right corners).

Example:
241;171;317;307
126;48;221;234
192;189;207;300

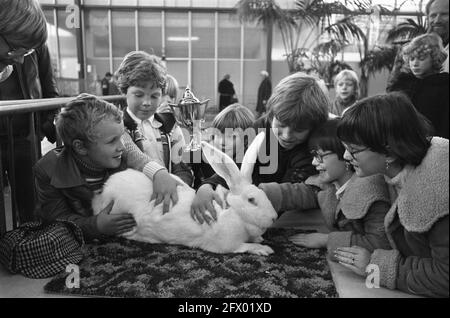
101;71;113;96
256;70;272;118
218;74;236;111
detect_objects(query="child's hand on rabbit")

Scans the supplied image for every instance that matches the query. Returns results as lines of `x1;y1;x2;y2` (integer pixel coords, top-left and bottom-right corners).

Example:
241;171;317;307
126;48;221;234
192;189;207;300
96;201;137;236
191;184;223;225
153;169;182;213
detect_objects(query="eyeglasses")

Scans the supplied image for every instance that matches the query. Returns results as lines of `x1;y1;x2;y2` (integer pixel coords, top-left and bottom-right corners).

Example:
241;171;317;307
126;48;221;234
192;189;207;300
0;34;35;60
310;150;335;163
344;145;369;160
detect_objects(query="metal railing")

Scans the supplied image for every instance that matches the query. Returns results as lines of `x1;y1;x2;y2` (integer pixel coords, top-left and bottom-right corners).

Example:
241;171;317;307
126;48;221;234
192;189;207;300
0;95;126;235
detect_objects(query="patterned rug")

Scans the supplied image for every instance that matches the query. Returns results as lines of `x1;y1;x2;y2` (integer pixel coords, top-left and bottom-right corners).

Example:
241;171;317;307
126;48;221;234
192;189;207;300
44;228;337;298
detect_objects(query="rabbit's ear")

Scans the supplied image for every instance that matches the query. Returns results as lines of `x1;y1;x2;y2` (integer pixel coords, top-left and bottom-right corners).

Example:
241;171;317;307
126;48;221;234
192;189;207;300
240;131;265;183
201;141;244;192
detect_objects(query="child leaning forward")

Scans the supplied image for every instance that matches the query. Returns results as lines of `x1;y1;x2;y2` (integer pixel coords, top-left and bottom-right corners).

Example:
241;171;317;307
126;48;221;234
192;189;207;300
259;118;392;257
34;94;180;241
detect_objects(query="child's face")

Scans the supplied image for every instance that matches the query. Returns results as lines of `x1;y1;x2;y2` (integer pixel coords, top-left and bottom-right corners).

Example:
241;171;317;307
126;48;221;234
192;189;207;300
85;118;125;169
335;79;355;101
126;83;163;120
311;148;348;185
409;54;433;79
342;142;385;178
271;117;310;150
212;130;244;159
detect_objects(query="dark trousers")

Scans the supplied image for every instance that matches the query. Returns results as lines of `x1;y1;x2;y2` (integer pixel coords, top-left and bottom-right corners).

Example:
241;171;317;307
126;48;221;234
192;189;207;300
1;138;36;224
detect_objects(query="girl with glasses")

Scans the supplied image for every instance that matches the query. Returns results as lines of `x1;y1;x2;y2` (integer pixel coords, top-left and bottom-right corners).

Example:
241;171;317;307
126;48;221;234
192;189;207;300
260;118;391;257
335;92;448;298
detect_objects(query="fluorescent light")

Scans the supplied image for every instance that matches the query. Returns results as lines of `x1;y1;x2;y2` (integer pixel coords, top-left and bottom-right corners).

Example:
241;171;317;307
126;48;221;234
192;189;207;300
167;36;199;42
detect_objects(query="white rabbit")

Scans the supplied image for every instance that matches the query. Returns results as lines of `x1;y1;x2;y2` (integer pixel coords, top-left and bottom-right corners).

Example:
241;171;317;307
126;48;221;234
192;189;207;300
92;132;278;255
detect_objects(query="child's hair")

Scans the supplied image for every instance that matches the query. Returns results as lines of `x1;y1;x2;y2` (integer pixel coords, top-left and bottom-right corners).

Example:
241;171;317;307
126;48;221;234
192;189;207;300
402;33;448;73
164;74;179;101
212;103;255;133
115;51;167;94
334;70;360;99
308;118;346;161
56;93;123;147
267;72;329;132
337;92;432;167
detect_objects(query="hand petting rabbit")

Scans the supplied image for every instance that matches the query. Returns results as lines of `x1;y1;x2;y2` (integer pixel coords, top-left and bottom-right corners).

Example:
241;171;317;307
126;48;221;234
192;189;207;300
92;132;278;255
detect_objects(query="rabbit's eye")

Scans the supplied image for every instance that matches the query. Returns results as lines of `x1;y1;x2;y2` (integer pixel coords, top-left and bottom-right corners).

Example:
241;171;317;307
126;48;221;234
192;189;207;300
248;197;256;205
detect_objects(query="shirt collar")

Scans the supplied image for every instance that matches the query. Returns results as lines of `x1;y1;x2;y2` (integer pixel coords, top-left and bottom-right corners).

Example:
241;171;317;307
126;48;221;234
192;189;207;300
334;179;351;200
125;108;162;128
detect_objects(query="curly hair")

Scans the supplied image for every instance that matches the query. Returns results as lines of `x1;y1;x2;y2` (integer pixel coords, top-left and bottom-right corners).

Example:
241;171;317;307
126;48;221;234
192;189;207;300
115;51;167;94
402;33;448;73
56;93;123;147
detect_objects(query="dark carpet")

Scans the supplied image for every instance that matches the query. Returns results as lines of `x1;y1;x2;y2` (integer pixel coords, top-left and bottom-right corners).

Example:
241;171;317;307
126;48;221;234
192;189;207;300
44;228;337;298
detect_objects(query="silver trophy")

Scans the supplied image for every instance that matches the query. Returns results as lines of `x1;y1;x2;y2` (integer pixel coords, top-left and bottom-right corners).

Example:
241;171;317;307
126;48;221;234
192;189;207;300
169;87;210;152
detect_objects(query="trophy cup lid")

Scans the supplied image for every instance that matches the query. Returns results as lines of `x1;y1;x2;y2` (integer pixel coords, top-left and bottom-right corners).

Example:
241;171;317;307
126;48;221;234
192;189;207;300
179;87;200;105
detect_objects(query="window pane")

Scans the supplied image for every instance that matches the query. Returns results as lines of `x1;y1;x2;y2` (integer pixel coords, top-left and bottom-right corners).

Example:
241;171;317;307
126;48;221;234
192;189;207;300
137;0;164;5
57;9;77;79
192;13;215;58
217;0;238;8
218;13;240;59
138;11;162;56
111;11;135;58
43;10;58;65
165;60;189;91
85;10;110;58
192;0;218;6
84;10;110;94
192;60;215;105
244;21;265;59
165;12;189;58
111;0;137;4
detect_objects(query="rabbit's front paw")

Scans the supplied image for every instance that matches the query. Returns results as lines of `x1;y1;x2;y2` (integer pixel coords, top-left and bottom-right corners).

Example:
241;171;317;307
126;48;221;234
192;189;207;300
235;243;274;256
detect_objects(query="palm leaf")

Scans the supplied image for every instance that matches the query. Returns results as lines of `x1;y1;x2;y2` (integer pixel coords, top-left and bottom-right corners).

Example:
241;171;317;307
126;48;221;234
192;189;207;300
386;18;427;43
360;45;398;75
235;0;287;26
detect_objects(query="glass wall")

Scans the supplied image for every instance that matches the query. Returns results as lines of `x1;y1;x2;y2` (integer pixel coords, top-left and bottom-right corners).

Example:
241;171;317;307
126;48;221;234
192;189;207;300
40;0;425;109
138;11;163;55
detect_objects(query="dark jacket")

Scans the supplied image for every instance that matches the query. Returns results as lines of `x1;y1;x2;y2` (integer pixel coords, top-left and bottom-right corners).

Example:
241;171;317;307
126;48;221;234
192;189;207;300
0;44;59;142
252;116;317;185
370;138;449;298
260;174;392;255
387;72;449;139
256;77;272;114
34;147;126;241
218;78;235;110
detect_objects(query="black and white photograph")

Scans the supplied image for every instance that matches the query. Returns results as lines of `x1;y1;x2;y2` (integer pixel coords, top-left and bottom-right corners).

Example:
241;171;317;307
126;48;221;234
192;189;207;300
0;0;448;302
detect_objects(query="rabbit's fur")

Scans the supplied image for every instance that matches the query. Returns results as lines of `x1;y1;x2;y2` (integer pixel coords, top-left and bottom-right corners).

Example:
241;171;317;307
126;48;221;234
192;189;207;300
92;132;278;255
